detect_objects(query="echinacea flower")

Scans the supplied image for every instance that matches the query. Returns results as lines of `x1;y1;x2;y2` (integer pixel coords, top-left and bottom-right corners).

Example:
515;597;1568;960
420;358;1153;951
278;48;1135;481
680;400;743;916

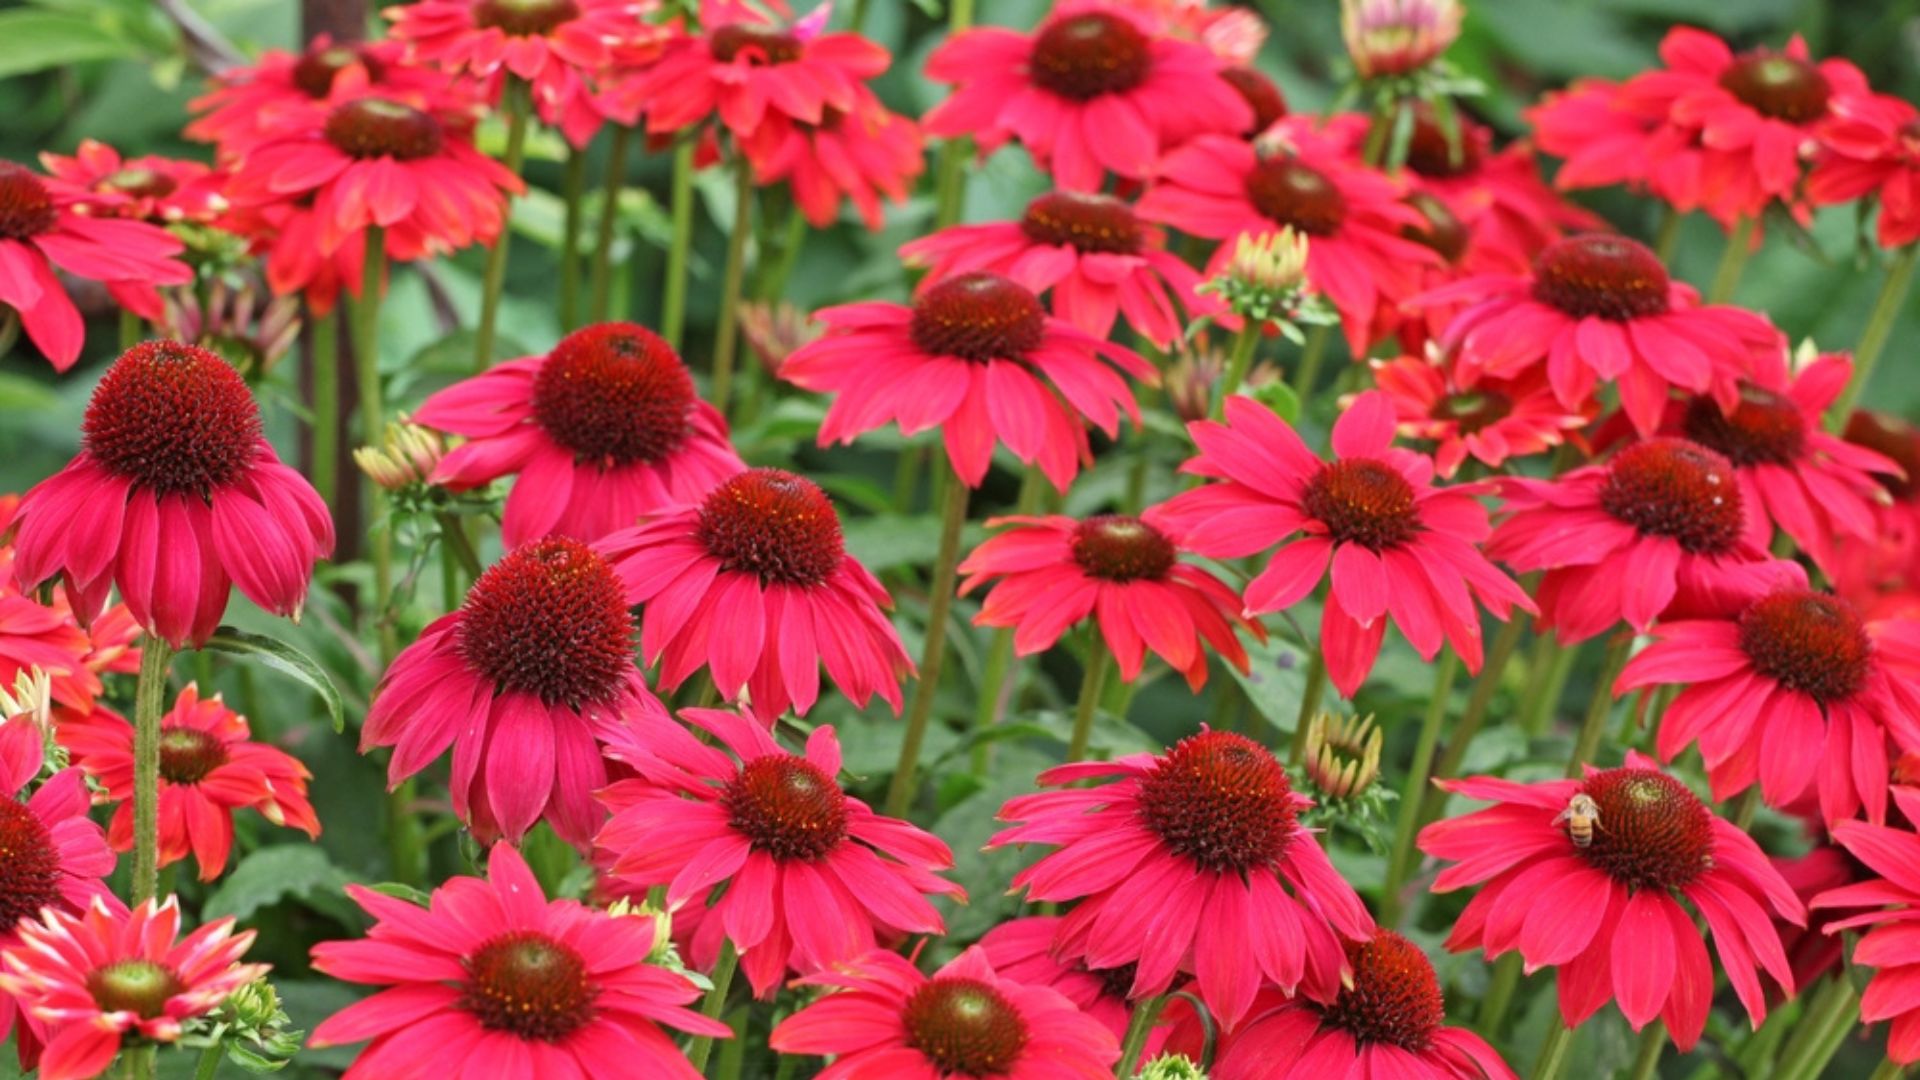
1615;565;1920;826
978;916;1141;1041
956;511;1263;689
1340;0;1462;79
1527;78;1667;204
1810;786;1920;1064
223;200;365;315
1833;411;1920;619
311;843;728;1079
0;594;93;712
414;321;745;546
991;730;1375;1027
355;418;447;492
1412;233;1784;436
0;161;190;370
1209;930;1516;1080
1809;92;1920;249
781;272;1155;492
9;342;333;649
1419;753;1806;1050
363;535;664;844
924;0;1254;191
1488;437;1798;645
740;85;924;230
187;36;447;159
1138;118;1441;356
57;683;320;881
38;139;225;224
900;190;1211;347
601;468;911;721
1221;65;1288;137
1156;392;1535;697
1371;352;1592;478
770;945;1120;1079
0;897;265;1080
595;708;960;996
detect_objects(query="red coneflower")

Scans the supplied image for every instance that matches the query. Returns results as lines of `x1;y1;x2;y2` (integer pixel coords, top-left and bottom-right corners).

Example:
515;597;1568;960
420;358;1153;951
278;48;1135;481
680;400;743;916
900;190;1214;348
781;272;1155;492
1371;352;1592;478
1810;786;1920;1065
310;843;728;1079
224;201;364;315
1419;753;1805;1050
0;898;265;1080
38;140;225;225
362;536;665;844
1528;78;1667;205
0;596;92;712
770;945;1120;1079
957;511;1263;690
595;708;960;996
187;36;448;159
978;916;1143;1042
600;469;911;722
9;342;333;649
740;85;924;231
923;0;1253;191
58;683;321;882
413;321;745;547
1809;92;1920;249
1156;392;1534;697
991;730;1375;1027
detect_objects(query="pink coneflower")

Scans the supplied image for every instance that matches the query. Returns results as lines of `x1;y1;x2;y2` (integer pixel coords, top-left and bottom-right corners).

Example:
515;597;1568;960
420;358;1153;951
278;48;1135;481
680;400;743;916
1488;437;1798;644
780;272;1155;492
1811;786;1920;1064
0;161;190;371
978;916;1140;1041
924;1;1253;191
613;10;888;139
991;730;1375;1027
1117;0;1268;67
0;897;265;1080
414;321;745;546
0;595;92;712
38;139;224;224
1615;566;1920;826
10;342;333;649
1810;92;1920;249
1210;930;1516;1080
57;683;320;882
1419;753;1805;1050
1371;352;1592;478
600;468;910;721
187;36;446;159
1138;118;1441;356
384;0;665;148
770;945;1120;1078
311;843;727;1079
1833;412;1920;620
740;85;923;230
956;512;1263;690
362;536;663;844
1528;78;1665;201
1412;232;1783;436
1156;392;1534;696
900;190;1213;348
595;707;959;996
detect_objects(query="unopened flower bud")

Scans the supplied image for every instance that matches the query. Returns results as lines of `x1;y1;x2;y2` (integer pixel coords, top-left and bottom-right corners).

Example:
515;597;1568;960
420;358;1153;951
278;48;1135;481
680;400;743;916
1140;1053;1209;1080
1303;711;1382;801
739;300;821;377
1226;229;1309;295
354;417;445;492
222;977;284;1028
1341;0;1462;79
606;896;676;962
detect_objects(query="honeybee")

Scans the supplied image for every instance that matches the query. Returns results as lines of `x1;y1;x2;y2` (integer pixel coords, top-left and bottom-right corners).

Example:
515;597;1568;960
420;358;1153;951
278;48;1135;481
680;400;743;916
1553;794;1602;848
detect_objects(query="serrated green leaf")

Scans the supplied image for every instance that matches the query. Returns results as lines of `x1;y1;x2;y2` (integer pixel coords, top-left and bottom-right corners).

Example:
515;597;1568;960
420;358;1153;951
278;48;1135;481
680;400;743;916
202;846;357;923
202;627;346;733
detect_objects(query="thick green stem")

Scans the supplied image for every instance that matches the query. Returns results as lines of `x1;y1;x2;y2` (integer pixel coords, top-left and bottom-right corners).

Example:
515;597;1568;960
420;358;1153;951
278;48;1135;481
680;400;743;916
1567;633;1634;777
194;1042;221;1080
1213;323;1260;421
122;1046;157;1080
1830;244;1919;431
1288;651;1328;763
848;0;870;31
1532;1023;1577;1080
927;0;977;230
1652;205;1682;262
686;940;738;1071
132;638;176;904
1869;1060;1909;1080
662;140;696;350
1477;952;1522;1034
1381;649;1460;925
1707;216;1756;304
310;306;339;506
435;511;485;581
1066;637;1113;762
883;466;970;817
1626;1021;1666;1080
1731;785;1762;830
587;125;632;324
558;143;587;330
711;159;754;417
352;228;396;661
1775;976;1859;1080
1115;995;1166;1078
1521;632;1576;737
474;83;531;372
119;306;141;351
1419;612;1529;829
1291;324;1331;398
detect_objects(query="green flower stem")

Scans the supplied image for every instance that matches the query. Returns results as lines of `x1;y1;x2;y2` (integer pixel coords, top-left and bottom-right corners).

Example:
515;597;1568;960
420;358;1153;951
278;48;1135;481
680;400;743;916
1532;1023;1578;1080
1380;648;1460;926
587;125;632;323
884;465;970;817
1567;633;1634;777
1116;995;1167;1079
1775;975;1860;1080
970;469;1044;775
1418;611;1530;829
1291;324;1331;398
310;307;340;506
1477;952;1522;1035
662;139;697;350
1653;205;1682;262
927;0;978;230
194;1043;221;1080
1521;632;1576;737
351;228;395;661
1869;1060;1909;1080
1707;216;1756;304
132;637;176;904
473;81;531;372
558;142;587;330
1288;651;1329;763
435;511;485;581
1213;323;1260;421
1066;636;1113;762
849;0;870;31
711;158;754;417
1830;244;1919;431
686;939;738;1071
1626;1021;1667;1080
119;307;141;351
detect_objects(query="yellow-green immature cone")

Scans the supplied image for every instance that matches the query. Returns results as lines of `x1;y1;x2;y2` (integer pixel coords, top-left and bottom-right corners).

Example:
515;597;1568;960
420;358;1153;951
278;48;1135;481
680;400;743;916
1303;711;1383;801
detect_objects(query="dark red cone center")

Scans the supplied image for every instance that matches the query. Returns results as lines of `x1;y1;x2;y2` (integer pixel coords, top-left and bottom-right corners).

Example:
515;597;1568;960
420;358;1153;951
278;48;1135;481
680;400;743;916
1028;12;1150;101
1432;388;1512;435
1682;384;1806;467
1402;109;1483;178
531;322;696;468
0;799;61;931
902;977;1030;1077
158;727;229;785
1719;54;1832;124
0;163;56;241
724;755;849;861
474;0;580;36
1070;515;1176;582
1845;411;1919;501
324;98;445;161
1738;589;1871;704
1303;458;1421;551
1598;439;1744;554
1531;234;1672;320
1319;930;1445;1051
292;44;381;99
462;930;596;1042
1576;767;1714;891
1137;730;1297;873
909;272;1047;363
83;341;264;497
1020;191;1142;255
710;25;803;65
457;537;635;709
1245;157;1348;236
1221;66;1287;136
695;469;845;587
1402;191;1468;264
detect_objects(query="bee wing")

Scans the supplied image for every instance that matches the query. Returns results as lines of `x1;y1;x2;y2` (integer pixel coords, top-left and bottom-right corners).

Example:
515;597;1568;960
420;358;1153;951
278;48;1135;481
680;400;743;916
1551;807;1572;826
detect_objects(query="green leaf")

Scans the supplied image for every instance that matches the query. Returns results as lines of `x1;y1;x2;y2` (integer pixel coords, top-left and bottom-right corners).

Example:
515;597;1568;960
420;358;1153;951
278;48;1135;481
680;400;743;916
203;627;346;733
0;373;60;412
0;11;131;78
202;846;357;924
365;881;432;906
1224;631;1310;742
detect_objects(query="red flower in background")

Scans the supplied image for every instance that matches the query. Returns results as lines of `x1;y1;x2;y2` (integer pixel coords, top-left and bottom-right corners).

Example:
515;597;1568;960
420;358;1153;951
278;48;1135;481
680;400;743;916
0;597;91;712
978;916;1142;1041
58;683;320;881
38;140;225;224
1420;754;1805;1050
188;36;449;159
1810;91;1920;249
1372;352;1592;478
1529;78;1666;202
924;0;1253;191
1812;787;1920;1064
739;85;923;230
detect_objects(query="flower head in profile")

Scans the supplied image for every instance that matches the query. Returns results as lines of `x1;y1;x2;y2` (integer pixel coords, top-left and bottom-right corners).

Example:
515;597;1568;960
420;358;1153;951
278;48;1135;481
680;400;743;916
1420;753;1805;1049
0;898;265;1080
311;844;728;1079
414;322;745;546
58;684;320;881
979;915;1146;1041
1811;786;1920;1065
741;86;924;231
10;342;333;648
924;0;1254;190
1810;92;1920;249
957;511;1264;690
781;272;1155;492
595;708;960;996
992;730;1375;1027
600;469;911;721
1371;352;1593;478
1341;0;1462;79
1157;392;1535;696
187;36;446;159
770;946;1120;1079
0;595;93;714
38;140;225;224
362;536;665;844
